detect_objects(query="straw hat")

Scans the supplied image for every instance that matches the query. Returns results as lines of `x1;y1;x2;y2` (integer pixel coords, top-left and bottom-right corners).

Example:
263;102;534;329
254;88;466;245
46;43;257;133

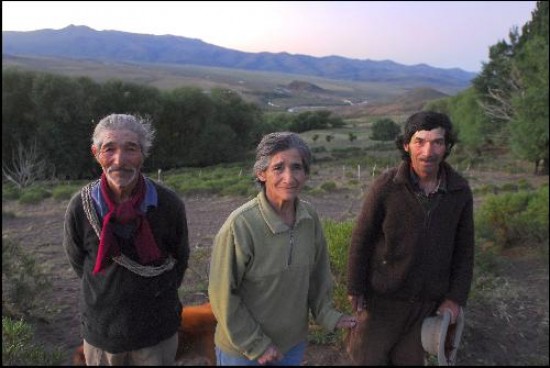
421;308;465;366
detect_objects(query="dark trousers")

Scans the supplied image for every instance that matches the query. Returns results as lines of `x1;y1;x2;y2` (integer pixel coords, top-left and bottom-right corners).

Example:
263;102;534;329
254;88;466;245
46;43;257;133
346;296;437;366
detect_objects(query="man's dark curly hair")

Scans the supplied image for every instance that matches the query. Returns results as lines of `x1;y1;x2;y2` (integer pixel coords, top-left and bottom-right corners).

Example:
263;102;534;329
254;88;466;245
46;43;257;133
395;111;457;161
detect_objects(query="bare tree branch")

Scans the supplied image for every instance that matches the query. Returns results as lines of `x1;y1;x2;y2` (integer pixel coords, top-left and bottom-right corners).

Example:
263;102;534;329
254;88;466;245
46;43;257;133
478;65;524;123
2;140;48;189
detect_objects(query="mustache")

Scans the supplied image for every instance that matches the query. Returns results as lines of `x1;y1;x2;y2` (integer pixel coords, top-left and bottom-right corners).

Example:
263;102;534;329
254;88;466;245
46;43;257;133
420;156;438;162
107;166;137;174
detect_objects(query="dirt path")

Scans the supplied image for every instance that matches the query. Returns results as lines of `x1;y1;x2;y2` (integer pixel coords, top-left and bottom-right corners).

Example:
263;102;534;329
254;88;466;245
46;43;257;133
2;175;548;365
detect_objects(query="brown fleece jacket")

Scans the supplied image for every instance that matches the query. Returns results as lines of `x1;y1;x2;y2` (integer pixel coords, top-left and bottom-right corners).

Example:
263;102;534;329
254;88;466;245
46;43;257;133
347;161;474;306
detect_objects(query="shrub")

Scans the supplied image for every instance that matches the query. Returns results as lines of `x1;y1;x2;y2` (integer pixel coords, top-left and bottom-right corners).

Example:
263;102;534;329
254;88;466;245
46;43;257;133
475;186;549;248
2;184;21;200
51;184;81;200
18;186;51;204
2;316;64;365
307;219;354;344
370;118;401;141
2;239;52;317
323;219;354;313
320;181;337;192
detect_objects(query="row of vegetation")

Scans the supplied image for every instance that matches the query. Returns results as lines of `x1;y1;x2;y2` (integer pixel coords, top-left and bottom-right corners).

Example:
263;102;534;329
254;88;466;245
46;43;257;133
2;68;344;185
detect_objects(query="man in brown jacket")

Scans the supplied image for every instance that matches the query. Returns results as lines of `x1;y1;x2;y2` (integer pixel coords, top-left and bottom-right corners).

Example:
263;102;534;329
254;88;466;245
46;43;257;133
346;111;474;365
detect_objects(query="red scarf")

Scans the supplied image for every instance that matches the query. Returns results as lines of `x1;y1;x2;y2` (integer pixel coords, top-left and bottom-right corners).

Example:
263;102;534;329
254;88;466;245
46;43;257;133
93;173;162;274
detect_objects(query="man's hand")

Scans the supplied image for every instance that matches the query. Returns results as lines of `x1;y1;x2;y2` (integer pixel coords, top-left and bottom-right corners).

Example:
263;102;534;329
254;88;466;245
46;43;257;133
437;299;460;324
257;344;282;365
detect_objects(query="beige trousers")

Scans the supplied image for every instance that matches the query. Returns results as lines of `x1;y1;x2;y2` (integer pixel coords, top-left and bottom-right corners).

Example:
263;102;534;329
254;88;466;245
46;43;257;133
83;332;178;366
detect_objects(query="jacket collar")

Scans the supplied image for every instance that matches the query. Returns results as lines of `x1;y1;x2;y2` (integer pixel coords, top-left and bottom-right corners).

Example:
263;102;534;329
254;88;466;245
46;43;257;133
257;190;312;234
393;161;468;192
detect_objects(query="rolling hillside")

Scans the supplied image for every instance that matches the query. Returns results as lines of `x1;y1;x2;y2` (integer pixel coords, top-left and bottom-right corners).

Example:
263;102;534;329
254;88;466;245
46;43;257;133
2;54;453;115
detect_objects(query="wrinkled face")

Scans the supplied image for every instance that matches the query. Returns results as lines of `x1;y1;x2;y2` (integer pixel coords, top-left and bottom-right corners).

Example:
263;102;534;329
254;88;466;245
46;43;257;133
92;129;143;191
257;148;308;205
404;128;446;179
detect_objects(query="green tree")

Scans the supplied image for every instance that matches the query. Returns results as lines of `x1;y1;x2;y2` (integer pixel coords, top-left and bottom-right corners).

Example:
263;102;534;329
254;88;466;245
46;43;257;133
2;69;37;169
370;118;401;141
210;88;263;155
508;1;549;174
154;87;215;168
447;88;495;154
473;1;549;174
31;73;95;179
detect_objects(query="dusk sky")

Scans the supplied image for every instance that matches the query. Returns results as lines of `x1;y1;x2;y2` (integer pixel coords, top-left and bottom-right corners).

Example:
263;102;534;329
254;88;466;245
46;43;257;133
2;1;538;72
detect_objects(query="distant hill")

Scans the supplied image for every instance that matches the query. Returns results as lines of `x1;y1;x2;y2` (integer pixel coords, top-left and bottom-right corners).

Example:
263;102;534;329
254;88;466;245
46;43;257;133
2;25;476;94
334;87;449;118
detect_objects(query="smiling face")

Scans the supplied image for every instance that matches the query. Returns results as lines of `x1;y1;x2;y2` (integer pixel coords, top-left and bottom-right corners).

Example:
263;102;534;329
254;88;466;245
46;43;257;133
256;148;308;208
404;127;446;180
91;129;144;199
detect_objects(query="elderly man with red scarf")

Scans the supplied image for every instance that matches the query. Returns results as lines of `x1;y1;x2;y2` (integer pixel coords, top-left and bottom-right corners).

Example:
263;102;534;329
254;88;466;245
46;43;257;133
63;113;190;365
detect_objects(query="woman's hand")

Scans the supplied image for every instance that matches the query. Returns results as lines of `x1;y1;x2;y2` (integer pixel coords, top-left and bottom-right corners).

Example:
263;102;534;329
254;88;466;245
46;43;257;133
335;314;358;329
257;344;283;365
348;294;366;312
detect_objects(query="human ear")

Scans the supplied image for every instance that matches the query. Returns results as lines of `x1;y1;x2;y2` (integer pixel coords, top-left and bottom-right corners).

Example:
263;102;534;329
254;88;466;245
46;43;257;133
256;170;266;183
91;145;100;162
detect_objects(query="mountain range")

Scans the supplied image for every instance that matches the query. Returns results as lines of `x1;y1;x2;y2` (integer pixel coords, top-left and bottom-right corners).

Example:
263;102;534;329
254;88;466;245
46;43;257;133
2;25;476;94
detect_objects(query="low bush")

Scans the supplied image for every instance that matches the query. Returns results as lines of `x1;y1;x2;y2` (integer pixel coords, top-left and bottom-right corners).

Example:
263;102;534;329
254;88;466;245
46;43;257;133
2;316;64;366
475;185;549;248
51;184;81;200
2;239;52;317
323;219;354;314
18;186;51;204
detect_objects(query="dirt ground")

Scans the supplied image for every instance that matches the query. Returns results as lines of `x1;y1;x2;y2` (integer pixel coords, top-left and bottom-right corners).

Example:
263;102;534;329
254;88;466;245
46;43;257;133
2;171;548;366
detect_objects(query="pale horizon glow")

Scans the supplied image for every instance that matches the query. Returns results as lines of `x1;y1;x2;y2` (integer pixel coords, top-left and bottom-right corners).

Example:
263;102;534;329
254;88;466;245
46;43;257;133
2;1;538;72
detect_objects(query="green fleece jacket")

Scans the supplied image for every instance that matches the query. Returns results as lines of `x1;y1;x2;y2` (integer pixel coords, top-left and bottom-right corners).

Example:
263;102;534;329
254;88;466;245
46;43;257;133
208;191;342;360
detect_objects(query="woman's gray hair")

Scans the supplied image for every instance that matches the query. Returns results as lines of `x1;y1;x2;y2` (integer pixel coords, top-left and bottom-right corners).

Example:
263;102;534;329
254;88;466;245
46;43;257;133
92;114;155;157
253;132;312;188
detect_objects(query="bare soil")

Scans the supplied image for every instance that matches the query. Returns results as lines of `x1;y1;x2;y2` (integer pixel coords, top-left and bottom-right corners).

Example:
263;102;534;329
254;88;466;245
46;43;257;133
2;171;548;366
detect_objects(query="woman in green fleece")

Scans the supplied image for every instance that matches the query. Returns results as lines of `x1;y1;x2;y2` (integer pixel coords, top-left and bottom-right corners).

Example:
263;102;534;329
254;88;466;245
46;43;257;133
208;132;357;366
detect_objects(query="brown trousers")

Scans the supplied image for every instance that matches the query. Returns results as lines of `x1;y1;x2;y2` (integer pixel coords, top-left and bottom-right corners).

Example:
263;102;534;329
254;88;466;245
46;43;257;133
83;332;178;366
345;296;436;366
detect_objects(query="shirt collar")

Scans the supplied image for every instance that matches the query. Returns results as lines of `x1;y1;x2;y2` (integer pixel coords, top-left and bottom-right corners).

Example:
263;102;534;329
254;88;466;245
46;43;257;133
408;164;448;194
257;190;311;234
91;175;158;217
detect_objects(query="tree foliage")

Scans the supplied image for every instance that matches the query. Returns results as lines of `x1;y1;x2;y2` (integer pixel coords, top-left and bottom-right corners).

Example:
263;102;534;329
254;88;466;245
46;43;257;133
370;118;401;141
2;67;349;179
427;1;548;174
473;1;549;173
1;70;272;178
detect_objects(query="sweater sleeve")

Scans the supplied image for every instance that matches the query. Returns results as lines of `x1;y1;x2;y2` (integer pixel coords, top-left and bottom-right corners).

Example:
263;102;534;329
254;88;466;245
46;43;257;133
174;199;190;287
208;218;272;360
63;193;86;279
347;179;385;296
